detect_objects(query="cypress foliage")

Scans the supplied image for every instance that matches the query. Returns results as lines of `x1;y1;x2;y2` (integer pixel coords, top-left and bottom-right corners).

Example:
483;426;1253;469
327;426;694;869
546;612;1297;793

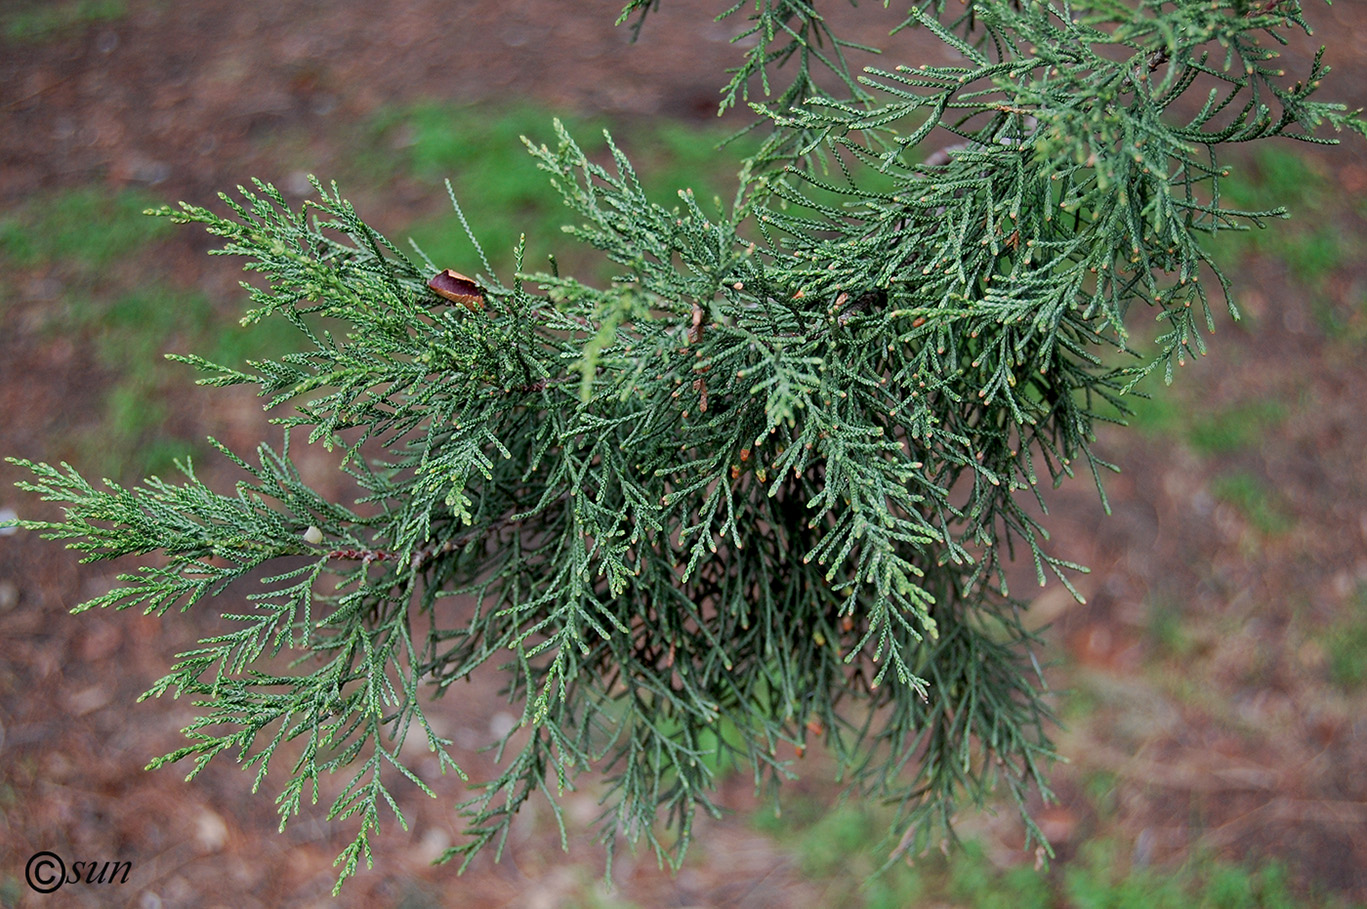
8;0;1363;892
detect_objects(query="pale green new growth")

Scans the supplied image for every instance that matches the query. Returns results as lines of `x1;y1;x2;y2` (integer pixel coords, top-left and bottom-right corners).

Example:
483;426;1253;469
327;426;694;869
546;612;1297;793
8;0;1363;894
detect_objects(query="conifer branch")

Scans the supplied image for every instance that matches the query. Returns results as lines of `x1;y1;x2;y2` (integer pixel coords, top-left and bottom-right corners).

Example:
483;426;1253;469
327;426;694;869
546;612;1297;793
6;0;1363;893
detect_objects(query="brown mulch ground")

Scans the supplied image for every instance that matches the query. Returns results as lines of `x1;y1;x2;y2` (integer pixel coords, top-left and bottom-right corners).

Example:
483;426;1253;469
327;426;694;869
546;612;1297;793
3;2;1367;906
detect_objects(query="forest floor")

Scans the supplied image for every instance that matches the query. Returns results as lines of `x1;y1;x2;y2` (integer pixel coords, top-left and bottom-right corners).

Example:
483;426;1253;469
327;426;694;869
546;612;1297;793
3;2;1367;907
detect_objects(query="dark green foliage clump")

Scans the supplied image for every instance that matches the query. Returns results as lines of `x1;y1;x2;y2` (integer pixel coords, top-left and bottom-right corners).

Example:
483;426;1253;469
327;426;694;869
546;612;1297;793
7;0;1363;893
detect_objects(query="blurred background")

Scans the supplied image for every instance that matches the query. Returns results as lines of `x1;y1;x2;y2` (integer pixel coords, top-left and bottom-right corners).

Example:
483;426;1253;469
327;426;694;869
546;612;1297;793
2;1;1366;906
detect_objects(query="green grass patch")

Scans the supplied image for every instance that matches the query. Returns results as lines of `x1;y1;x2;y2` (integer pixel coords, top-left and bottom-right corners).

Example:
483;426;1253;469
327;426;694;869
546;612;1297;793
2;0;126;44
356;101;763;278
750;798;927;906
381;102;609;272
750;795;1320;909
65;285;293;478
0;186;171;273
1146;598;1198;661
0;182;303;478
1117;385;1182;437
1082;769;1123;818
1113;383;1288;462
1210;471;1294;536
1063;841;1305;909
366;101;610;187
1186;400;1288;457
25;264;296;479
1211;146;1349;290
1283;227;1349;287
1324;586;1367;691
